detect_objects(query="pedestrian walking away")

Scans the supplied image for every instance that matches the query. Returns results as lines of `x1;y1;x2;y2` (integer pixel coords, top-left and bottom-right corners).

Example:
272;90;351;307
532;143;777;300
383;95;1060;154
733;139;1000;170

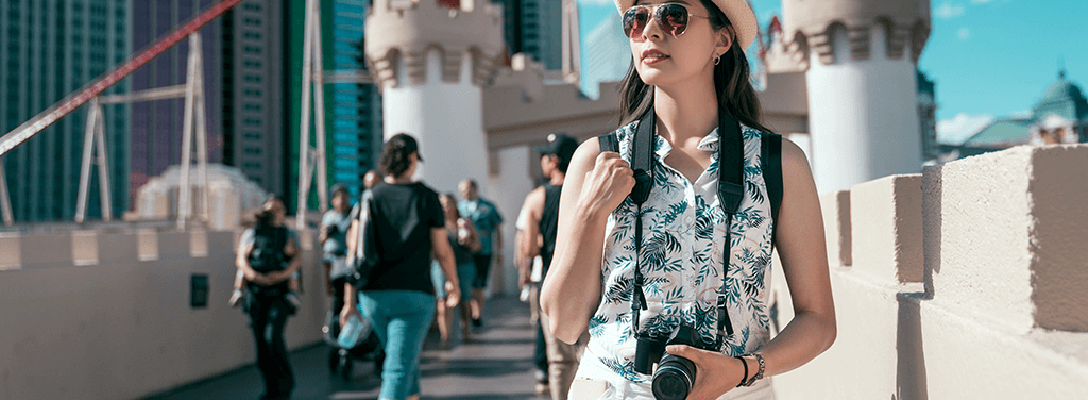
522;132;586;400
457;179;504;328
515;203;550;395
540;1;837;399
342;133;462;400
430;193;480;348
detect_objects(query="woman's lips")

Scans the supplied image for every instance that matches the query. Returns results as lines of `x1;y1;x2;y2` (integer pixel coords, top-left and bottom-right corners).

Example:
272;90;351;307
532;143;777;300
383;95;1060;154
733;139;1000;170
642;50;670;65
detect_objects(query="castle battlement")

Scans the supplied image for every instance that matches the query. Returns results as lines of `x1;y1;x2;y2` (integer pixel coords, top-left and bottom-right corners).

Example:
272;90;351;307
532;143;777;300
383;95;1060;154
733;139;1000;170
772;0;931;67
366;0;504;88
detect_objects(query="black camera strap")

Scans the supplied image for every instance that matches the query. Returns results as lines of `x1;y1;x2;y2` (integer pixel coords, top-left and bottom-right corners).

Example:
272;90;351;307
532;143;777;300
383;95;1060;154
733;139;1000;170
597;99;783;344
599;104;654;336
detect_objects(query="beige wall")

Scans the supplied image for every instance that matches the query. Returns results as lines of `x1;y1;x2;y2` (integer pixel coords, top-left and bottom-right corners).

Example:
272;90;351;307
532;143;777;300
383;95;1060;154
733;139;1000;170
0;228;327;400
771;144;1088;399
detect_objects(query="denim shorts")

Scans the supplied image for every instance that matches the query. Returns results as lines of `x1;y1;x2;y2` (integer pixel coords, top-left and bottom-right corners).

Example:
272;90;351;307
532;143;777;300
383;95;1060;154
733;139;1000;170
430;260;475;300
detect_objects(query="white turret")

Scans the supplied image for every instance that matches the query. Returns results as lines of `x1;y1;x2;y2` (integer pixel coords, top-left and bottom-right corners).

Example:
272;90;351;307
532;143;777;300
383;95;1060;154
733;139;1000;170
770;0;931;193
365;0;504;192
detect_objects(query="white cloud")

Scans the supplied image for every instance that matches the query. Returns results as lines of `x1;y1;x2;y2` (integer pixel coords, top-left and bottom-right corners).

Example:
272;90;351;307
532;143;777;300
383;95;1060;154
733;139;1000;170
936;2;965;18
938;113;994;144
958;28;970;39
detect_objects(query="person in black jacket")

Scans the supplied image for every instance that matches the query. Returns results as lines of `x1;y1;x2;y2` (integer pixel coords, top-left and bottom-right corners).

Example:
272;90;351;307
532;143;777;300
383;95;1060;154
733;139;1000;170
341;133;461;400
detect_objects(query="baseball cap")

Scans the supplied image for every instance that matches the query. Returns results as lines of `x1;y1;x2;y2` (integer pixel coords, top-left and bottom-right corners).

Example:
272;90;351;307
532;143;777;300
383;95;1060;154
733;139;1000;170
533;133;579;161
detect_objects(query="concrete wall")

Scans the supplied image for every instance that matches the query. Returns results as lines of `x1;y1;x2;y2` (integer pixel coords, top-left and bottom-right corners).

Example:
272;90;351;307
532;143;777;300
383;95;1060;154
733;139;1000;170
770;144;1088;399
0;227;328;400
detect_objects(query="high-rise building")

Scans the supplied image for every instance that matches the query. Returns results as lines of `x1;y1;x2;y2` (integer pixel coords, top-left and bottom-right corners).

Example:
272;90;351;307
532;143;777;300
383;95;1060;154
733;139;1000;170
130;0;287;203
0;0;131;222
130;0;224;206
286;0;383;210
918;70;938;163
491;0;562;70
220;0;288;197
580;12;628;99
327;0;382;195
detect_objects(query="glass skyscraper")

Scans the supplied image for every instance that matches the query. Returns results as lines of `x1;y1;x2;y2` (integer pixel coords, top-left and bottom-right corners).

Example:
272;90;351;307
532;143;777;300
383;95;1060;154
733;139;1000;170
329;0;381;194
287;0;382;210
130;0;223;206
131;0;288;201
0;0;131;222
492;0;563;70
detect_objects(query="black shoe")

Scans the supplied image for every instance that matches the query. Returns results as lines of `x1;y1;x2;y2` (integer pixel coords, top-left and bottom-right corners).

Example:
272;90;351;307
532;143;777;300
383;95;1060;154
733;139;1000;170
472;317;482;328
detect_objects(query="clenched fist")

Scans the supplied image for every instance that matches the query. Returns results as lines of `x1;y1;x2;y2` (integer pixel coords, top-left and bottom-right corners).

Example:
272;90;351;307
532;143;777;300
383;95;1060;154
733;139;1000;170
579;151;636;218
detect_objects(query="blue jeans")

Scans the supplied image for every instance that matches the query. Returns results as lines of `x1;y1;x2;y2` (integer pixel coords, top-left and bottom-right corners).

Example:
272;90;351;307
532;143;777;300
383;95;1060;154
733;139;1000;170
358;290;436;400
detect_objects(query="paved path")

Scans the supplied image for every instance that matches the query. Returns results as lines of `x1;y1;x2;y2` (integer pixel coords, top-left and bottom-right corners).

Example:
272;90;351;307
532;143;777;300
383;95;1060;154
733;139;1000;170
144;296;551;400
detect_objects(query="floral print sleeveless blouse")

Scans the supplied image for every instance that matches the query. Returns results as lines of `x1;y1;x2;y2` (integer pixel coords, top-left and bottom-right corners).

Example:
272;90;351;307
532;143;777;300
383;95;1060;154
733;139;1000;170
577;120;775;384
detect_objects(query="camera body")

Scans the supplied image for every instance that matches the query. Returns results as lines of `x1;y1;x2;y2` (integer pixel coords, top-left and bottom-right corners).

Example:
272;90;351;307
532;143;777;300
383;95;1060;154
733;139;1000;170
633;322;716;400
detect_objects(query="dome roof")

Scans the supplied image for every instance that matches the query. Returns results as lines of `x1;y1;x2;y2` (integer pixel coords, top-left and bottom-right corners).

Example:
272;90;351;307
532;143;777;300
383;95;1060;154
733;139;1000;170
1041;70;1087;104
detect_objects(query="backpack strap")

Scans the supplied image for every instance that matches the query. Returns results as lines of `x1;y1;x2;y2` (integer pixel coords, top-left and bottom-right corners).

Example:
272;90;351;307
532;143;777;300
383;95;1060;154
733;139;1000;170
597;132;618;153
761;132;783;246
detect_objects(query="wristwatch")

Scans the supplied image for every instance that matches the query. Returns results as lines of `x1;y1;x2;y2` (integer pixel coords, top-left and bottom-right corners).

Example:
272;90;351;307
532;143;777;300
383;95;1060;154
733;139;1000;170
741;353;765;387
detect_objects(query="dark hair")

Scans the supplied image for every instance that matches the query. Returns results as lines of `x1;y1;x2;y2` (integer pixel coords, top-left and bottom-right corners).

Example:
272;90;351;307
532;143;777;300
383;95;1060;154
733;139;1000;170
254;209;275;230
544;153;572;174
332;184;350;198
618;0;771;133
380;133;420;178
438;193;461;219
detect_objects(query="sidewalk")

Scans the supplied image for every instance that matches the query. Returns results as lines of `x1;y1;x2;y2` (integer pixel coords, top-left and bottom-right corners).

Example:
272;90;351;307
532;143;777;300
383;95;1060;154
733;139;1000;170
143;296;550;400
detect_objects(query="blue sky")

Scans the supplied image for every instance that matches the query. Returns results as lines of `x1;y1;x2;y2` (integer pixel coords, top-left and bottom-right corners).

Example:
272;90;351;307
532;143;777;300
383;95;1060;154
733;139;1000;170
576;0;1088;144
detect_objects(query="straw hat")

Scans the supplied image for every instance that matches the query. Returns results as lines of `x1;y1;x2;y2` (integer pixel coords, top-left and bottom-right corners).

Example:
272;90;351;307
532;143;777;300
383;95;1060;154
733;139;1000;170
614;0;759;51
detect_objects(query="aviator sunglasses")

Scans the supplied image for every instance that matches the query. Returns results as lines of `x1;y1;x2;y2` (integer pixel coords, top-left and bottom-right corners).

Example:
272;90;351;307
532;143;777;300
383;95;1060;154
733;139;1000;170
623;3;710;39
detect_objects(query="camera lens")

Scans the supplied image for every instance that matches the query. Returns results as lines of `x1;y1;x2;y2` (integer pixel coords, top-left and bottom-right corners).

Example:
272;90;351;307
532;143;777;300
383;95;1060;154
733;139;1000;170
651;354;696;400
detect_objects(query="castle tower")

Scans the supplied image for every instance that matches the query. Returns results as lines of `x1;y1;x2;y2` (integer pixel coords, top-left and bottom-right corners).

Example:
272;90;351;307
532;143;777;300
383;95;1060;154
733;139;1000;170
773;0;931;193
365;0;503;192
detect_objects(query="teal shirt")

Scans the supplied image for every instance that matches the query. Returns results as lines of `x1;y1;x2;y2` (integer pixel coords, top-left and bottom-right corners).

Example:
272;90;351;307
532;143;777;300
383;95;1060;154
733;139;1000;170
458;198;503;255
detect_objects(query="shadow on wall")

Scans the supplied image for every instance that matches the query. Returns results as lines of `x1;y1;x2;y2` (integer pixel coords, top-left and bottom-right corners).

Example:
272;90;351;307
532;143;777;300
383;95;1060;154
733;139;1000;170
896;293;928;400
921;167;941;299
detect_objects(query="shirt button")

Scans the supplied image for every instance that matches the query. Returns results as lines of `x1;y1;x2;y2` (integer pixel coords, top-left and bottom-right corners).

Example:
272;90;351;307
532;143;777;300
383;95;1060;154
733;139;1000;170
685;216;694;224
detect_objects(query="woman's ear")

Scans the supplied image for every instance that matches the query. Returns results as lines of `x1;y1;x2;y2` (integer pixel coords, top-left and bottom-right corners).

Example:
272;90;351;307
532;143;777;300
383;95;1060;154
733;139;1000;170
716;26;735;55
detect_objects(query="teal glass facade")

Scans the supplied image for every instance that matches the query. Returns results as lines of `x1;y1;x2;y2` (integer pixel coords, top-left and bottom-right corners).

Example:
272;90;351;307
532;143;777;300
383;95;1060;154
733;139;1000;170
329;0;382;194
0;0;131;222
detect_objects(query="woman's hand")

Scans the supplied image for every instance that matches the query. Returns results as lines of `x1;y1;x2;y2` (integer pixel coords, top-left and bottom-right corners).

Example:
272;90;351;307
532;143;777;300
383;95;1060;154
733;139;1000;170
445;282;461;308
664;345;748;400
265;269;293;284
339;299;362;328
579;151;635;218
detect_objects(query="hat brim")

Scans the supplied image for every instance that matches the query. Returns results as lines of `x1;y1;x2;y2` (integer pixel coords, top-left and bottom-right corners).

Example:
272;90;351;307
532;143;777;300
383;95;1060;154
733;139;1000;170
614;0;758;51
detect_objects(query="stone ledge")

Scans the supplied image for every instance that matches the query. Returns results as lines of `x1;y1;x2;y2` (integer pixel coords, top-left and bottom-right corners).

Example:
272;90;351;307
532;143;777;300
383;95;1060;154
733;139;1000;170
850;174;922;285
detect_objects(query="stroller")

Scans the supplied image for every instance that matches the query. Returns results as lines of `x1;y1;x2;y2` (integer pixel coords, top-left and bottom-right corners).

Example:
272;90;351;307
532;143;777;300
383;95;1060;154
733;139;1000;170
323;308;385;381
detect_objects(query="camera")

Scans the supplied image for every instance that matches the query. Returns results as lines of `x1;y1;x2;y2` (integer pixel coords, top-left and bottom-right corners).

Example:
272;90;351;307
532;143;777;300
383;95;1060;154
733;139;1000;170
633;322;716;400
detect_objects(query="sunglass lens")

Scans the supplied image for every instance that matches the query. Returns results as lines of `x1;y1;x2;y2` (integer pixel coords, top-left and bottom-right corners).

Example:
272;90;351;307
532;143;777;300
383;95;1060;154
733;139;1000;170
658;3;688;36
623;6;650;38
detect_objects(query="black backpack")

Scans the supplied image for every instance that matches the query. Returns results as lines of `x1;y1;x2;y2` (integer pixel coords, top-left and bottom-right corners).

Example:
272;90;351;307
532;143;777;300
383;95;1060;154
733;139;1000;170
249;226;288;273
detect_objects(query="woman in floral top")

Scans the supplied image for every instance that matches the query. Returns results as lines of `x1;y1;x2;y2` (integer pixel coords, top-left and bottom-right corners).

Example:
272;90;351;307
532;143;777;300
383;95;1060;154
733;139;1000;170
540;0;836;399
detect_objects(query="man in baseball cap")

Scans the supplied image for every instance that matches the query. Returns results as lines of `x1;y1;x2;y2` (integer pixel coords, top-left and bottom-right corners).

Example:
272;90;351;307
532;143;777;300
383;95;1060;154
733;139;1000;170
523;132;586;400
